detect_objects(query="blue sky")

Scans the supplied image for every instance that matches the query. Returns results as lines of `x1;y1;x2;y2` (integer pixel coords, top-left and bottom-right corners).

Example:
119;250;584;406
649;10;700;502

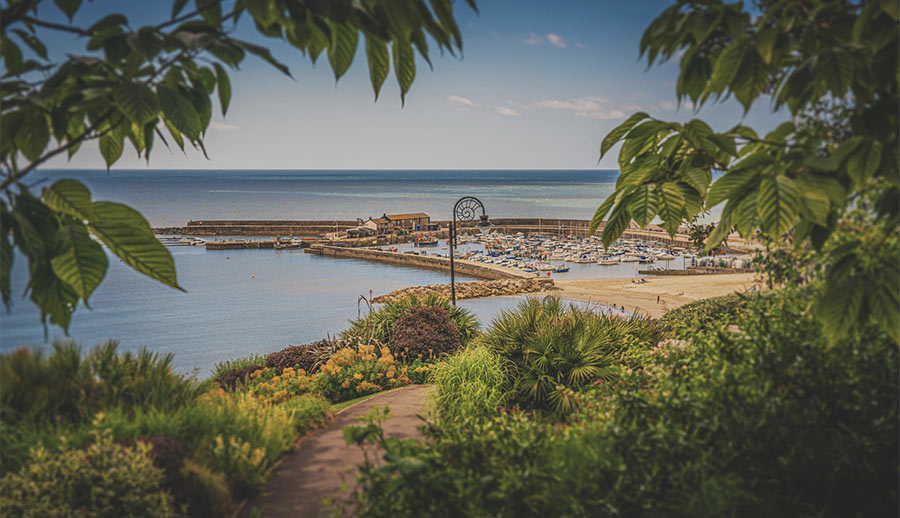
36;0;788;170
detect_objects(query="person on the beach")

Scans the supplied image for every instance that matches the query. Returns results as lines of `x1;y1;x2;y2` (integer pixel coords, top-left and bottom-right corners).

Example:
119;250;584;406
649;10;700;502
657;295;660;303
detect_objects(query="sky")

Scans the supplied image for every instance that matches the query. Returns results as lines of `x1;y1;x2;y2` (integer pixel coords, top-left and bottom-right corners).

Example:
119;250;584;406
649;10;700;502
31;0;789;170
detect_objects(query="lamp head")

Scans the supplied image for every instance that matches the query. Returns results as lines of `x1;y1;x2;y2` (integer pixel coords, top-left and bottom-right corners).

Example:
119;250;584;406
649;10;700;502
477;214;492;228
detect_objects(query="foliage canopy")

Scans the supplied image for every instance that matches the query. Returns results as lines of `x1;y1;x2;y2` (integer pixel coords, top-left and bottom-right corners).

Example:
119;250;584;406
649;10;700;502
1;0;474;331
589;0;899;344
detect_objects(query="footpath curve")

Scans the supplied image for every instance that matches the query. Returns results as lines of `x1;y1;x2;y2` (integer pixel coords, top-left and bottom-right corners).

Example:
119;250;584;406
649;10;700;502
239;384;431;518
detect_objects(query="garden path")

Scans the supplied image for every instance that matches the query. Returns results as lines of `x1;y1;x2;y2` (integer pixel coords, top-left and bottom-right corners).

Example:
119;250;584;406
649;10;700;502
239;384;431;518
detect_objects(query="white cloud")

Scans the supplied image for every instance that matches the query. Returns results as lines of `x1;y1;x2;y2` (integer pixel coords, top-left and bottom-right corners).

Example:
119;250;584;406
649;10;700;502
658;100;677;111
522;32;543;45
448;95;477;108
495;106;520;117
575;110;626;119
531;96;609;112
209;122;239;131
547;33;567;48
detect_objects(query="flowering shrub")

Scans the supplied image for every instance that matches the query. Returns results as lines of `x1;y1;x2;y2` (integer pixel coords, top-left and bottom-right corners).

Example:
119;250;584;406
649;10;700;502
313;345;411;403
0;427;176;518
244;366;314;404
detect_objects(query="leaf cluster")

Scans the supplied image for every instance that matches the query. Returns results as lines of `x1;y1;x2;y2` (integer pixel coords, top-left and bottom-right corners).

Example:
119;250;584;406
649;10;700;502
1;0;475;333
592;0;899;343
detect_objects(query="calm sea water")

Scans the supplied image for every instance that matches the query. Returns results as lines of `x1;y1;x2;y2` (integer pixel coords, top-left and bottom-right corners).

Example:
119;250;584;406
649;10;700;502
1;169;682;375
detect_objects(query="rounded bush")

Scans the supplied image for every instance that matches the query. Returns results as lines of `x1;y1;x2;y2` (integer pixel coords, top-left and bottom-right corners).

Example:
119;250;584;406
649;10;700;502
390;306;462;360
265;340;335;374
216;365;263;390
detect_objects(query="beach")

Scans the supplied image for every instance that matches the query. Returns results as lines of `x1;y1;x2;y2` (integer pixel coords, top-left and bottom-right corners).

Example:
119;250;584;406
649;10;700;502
541;273;761;318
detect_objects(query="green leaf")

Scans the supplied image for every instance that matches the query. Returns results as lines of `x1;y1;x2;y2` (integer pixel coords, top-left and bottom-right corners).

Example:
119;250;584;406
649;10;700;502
328;23;359;81
818;267;864;345
628;185;659;227
114;82;159;125
14;107;49;163
755;28;776;64
42;179;93;220
709;36;747;95
681;167;712;195
213;63;231;116
232;39;292;78
0;216;11;309
589;191;618;236
54;0;82;21
99;131;124;170
707;167;760;208
88;14;127;34
846;140;883;187
734;191;758;236
51;224;108;303
158;86;201;140
364;34;390;101
602;202;631;248
756;175;799;238
12;29;48;60
30;270;79;332
196;0;222;24
171;0;189;19
88;202;182;291
657;182;685;235
600;112;650;160
704;202;735;253
392;38;416;106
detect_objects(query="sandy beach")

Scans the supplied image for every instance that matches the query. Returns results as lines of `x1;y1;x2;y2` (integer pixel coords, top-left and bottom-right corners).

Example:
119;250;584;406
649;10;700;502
537;273;762;319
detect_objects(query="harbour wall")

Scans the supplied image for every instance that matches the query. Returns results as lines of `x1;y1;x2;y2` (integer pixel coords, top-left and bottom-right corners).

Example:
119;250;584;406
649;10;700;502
318;246;534;280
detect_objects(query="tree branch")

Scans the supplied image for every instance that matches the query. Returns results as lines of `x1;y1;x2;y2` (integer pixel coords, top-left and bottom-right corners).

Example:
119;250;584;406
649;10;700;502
0;110;114;191
21;16;89;36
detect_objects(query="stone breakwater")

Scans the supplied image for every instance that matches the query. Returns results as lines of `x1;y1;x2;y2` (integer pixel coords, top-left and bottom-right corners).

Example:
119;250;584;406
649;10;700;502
373;278;558;304
320;246;533;280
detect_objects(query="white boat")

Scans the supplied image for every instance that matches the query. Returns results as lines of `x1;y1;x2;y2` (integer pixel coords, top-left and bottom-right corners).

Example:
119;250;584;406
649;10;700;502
656;254;677;260
597;257;619;265
621;255;640;262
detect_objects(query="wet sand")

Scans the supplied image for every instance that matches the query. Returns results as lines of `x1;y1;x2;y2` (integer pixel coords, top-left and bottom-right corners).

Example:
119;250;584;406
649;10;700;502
536;273;761;318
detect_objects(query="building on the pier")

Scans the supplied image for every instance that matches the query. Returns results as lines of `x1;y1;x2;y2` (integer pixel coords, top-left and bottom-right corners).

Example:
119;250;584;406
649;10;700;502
385;213;430;232
365;213;431;234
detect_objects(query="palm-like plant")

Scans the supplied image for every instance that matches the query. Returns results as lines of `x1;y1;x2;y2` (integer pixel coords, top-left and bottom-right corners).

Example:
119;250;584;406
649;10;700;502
481;297;651;414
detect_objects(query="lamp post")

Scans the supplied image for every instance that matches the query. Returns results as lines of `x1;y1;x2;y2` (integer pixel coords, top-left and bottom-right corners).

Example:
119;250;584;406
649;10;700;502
449;196;491;305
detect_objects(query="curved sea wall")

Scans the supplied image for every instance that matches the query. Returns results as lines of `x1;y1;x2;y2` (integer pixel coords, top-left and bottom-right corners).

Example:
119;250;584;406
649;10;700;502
373;278;557;304
319;246;534;280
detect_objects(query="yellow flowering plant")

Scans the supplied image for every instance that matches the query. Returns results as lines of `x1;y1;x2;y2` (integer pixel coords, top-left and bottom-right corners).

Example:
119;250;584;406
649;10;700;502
313;345;411;403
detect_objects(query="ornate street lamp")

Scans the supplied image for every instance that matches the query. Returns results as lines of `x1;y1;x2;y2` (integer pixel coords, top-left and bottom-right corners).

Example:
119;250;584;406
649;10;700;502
450;196;491;305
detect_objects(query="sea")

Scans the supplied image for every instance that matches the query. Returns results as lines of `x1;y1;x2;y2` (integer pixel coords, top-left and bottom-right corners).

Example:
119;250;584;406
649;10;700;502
1;169;686;375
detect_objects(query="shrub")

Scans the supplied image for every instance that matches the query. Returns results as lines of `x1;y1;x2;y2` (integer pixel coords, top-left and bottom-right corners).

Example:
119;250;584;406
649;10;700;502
429;345;510;424
345;287;900;517
179;459;232;517
216;364;264;390
179;391;296;496
658;292;763;338
390;306;462;360
345;293;479;346
481;296;654;415
265;340;340;374
281;394;332;434
313;345;411;403
211;354;266;381
0;340;198;428
243;365;314;404
0;427;176;518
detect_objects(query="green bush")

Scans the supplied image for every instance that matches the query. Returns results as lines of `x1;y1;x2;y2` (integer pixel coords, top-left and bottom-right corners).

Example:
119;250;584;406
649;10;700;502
390;306;462;360
346;287;899;517
428;345;510;424
345;293;479;346
1;340;198;427
281;394;332;434
657;292;763;338
481;296;654;415
211;354;266;380
0;427;176;518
